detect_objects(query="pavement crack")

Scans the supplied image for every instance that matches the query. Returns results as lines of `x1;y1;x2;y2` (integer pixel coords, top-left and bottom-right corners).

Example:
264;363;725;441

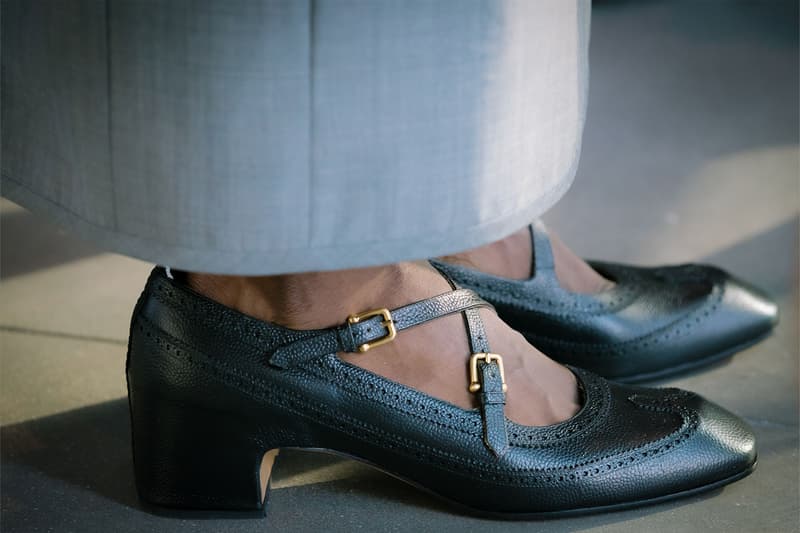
0;325;127;346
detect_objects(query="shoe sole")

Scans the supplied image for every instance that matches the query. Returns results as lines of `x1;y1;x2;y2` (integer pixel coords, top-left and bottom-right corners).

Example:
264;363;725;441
613;329;774;384
138;448;756;520
287;449;757;520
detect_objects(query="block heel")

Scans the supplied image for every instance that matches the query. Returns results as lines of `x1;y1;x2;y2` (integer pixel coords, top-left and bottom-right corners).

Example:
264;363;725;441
128;389;280;516
127;320;281;517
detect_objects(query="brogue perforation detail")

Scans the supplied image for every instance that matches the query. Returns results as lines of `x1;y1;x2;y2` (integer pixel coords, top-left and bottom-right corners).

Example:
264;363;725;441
134;315;700;486
520;282;725;358
506;371;612;447
151;280;311;352
448;273;642;316
150;284;614;445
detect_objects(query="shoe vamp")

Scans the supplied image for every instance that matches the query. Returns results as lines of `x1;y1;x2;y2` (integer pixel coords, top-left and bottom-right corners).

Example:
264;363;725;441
531;263;716;345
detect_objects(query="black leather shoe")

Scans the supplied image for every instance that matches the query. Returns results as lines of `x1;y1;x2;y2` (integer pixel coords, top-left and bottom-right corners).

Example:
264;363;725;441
127;267;756;518
431;222;778;383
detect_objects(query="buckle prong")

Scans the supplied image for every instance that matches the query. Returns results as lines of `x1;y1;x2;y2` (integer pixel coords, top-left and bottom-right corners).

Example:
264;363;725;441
347;308;396;353
468;353;508;393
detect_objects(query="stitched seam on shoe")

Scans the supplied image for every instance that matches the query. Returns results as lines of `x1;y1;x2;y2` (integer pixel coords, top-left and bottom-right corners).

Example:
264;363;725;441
145;289;486;435
307;359;609;446
505;373;612;447
143;289;609;445
518;285;724;356
457;278;641;315
487;290;638;315
304;358;485;437
149;280;605;443
134;314;485;440
431;262;645;315
473;290;638;316
150;282;306;353
137;319;509;478
133;316;697;485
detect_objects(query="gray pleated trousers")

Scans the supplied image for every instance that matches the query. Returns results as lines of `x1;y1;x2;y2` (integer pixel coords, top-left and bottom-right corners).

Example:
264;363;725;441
2;0;590;275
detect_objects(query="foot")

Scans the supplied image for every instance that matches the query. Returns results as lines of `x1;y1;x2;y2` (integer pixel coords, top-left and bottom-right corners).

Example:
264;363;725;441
443;226;614;293
186;262;580;427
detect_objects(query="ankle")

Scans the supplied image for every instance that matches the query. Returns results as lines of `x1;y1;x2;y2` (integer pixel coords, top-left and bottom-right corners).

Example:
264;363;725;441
185;262;440;330
441;227;532;280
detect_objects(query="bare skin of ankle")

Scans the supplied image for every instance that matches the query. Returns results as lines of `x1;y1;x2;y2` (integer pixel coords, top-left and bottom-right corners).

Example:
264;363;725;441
445;226;614;293
187;261;580;427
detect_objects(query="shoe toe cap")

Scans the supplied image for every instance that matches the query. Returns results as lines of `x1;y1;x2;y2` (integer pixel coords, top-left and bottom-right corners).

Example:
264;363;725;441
688;392;758;477
609;264;778;380
699;267;778;347
618;389;757;499
566;386;758;509
719;273;778;331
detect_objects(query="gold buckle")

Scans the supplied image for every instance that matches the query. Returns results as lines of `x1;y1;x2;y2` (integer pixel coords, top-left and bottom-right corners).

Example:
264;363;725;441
347;308;396;353
468;353;508;393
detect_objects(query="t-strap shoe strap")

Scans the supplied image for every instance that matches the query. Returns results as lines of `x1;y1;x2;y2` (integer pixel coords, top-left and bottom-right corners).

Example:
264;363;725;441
530;220;559;287
463;306;509;456
441;259;508;455
266;286;510;457
268;288;493;368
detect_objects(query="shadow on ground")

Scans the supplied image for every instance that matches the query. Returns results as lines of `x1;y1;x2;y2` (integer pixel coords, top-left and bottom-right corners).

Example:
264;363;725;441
0;398;443;515
0;384;791;532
